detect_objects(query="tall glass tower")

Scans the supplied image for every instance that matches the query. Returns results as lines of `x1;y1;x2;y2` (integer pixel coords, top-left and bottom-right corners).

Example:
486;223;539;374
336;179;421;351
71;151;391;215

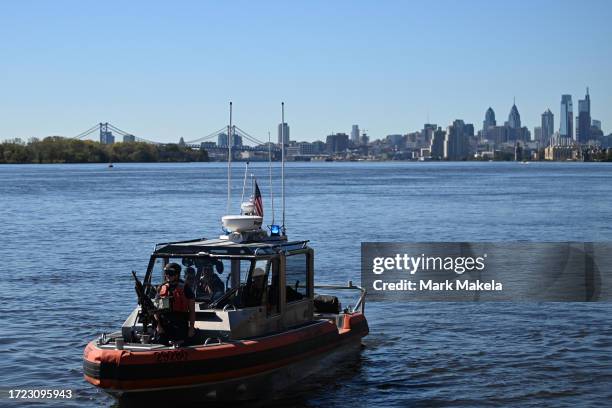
560;95;573;140
507;103;521;129
481;107;496;140
351;125;360;143
541;109;554;145
483;107;496;128
277;123;290;145
577;88;591;144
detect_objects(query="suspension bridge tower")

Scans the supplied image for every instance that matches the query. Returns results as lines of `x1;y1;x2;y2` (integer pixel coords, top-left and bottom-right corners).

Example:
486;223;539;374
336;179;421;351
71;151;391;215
99;122;115;144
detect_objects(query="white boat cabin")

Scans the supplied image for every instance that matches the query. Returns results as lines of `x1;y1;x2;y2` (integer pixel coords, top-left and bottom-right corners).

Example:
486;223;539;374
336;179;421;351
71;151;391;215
122;237;316;342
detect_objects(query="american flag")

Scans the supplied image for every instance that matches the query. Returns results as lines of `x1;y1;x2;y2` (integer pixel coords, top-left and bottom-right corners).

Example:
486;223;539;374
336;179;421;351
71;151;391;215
253;181;263;217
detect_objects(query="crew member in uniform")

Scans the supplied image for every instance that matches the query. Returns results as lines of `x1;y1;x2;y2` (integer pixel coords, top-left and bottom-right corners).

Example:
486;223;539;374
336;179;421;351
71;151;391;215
155;262;196;345
197;263;225;301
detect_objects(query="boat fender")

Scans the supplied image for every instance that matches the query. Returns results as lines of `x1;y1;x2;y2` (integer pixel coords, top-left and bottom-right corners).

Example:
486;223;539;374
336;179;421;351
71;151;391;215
342;314;351;330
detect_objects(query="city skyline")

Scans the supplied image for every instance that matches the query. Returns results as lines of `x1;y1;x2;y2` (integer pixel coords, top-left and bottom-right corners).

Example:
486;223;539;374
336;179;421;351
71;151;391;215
1;1;611;143
2;92;606;146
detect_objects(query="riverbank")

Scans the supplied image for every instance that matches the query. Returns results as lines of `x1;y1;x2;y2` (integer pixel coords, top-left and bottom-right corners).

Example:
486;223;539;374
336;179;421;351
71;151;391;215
2;137;611;164
0;137;208;164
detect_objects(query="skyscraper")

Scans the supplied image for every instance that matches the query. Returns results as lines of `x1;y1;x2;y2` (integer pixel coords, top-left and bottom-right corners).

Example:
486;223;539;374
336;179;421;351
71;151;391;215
360;133;369;146
218;132;228;147
560;94;573;140
232;133;243;147
541;109;554;145
534;127;542;144
488;126;508;145
482;107;496;140
506;102;521;129
444;120;470;160
464;123;475;137
325;133;349;153
577;88;591;144
351;125;360;143
592;119;601;131
277;123;290;145
430;127;446;160
422;123;437;146
504;101;530;142
100;131;114;144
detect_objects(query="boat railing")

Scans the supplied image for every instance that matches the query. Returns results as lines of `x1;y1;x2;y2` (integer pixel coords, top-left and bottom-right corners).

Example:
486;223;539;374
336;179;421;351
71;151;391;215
314;280;366;314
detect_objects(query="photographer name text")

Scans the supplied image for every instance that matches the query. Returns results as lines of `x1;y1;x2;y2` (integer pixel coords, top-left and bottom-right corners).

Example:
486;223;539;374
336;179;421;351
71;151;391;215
372;279;503;291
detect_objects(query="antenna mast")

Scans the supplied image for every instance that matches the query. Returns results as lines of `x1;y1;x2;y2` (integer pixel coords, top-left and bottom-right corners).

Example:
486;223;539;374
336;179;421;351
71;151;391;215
227;102;232;215
281;102;285;234
268;131;275;224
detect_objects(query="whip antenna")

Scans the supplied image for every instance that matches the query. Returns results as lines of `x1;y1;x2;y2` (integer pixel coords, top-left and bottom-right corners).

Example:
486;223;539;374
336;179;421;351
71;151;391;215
281;102;285;234
226;102;232;215
268;131;275;224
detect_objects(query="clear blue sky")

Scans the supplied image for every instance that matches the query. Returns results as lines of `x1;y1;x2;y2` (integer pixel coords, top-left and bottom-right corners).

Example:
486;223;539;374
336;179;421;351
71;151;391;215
1;0;611;143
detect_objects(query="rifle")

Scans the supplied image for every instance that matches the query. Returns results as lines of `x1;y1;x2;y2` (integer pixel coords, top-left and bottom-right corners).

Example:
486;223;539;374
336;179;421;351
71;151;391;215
131;271;167;334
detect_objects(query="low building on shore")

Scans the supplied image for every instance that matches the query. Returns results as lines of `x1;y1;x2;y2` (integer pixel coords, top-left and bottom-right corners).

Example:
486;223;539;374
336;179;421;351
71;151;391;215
544;145;578;161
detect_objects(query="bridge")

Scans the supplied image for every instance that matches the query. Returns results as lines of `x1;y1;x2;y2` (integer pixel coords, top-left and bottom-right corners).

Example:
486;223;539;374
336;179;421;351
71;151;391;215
71;122;281;156
72;122;158;144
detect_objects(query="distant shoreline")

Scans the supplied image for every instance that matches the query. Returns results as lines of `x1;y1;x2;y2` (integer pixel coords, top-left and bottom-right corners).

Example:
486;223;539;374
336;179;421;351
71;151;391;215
2;137;610;164
1;159;610;165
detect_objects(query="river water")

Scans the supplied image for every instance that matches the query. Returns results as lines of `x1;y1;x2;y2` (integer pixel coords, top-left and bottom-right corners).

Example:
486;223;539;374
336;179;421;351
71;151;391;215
1;162;611;407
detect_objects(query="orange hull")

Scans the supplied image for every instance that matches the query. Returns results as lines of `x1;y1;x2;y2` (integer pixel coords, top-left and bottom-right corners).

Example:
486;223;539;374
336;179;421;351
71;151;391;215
83;313;368;395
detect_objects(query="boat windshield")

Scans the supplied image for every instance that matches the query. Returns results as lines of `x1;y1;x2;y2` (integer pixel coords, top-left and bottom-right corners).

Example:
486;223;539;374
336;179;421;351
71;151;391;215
150;257;231;303
205;257;280;310
149;256;279;309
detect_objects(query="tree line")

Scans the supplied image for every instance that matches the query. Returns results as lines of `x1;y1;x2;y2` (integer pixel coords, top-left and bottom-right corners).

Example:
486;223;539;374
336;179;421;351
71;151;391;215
0;137;208;164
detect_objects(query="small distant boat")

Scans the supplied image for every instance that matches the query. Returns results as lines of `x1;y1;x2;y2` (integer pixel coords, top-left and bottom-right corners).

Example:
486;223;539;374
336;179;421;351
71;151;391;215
108;163;114;168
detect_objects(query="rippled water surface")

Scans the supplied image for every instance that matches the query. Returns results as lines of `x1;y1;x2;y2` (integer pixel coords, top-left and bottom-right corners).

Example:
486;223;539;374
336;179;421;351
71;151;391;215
1;162;611;407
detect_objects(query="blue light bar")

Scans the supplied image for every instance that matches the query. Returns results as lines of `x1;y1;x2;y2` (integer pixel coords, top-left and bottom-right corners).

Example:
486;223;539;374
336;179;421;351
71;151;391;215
269;224;281;236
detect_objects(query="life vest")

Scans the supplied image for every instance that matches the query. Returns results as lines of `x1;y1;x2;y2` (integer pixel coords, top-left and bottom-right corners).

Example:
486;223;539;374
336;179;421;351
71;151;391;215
159;282;189;313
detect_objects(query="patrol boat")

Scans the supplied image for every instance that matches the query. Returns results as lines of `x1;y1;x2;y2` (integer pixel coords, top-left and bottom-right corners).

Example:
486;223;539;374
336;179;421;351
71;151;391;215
83;103;368;403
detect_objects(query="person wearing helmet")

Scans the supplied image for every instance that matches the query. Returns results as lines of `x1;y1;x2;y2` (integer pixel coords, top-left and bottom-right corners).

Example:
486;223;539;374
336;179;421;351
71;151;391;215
155;262;196;344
